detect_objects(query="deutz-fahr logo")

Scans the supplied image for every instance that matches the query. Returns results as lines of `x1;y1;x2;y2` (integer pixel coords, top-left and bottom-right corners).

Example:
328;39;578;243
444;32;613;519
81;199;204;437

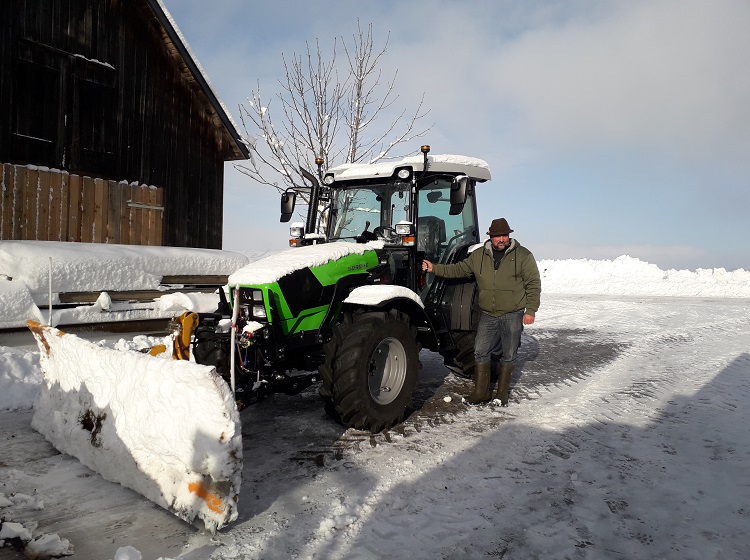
348;263;367;271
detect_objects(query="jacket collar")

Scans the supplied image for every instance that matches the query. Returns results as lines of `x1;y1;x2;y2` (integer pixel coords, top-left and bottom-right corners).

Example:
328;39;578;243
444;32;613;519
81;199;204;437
483;238;516;255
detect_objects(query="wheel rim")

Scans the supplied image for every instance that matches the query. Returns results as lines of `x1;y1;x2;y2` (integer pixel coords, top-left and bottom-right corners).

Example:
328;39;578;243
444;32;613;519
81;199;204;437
368;336;408;405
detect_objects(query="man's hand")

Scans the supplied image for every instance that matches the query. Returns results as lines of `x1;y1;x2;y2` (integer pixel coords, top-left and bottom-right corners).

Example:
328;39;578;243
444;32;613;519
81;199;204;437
422;259;433;273
523;314;535;325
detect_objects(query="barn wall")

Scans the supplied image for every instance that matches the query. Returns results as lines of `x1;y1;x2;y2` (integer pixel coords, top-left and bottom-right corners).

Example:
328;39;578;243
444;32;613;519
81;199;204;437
0;0;232;249
1;163;163;245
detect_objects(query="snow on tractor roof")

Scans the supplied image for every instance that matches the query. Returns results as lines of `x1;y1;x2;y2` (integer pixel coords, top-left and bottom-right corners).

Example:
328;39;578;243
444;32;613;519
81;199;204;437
328;154;491;182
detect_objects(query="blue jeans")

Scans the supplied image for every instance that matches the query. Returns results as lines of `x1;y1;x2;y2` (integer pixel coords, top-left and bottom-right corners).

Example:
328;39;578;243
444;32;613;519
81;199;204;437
474;310;524;364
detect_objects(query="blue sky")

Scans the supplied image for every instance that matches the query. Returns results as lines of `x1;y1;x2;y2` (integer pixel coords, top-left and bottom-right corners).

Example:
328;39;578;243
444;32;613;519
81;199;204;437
161;0;750;271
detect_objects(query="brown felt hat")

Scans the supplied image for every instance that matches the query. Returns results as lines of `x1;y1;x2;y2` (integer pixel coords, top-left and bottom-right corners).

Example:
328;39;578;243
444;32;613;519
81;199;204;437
487;218;513;236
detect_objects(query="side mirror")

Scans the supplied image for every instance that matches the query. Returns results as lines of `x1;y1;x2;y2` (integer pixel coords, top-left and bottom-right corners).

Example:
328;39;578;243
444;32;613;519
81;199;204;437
449;176;470;215
280;190;297;223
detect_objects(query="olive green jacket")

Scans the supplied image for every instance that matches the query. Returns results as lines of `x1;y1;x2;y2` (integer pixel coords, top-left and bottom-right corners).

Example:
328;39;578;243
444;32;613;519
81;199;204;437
432;239;541;317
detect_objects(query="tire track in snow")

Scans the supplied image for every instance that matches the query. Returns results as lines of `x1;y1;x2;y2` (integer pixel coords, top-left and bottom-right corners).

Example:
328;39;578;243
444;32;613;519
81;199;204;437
502;299;750;466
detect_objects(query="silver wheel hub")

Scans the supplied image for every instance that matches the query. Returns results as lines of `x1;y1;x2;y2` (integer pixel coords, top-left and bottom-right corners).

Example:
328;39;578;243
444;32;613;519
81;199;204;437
368;336;407;405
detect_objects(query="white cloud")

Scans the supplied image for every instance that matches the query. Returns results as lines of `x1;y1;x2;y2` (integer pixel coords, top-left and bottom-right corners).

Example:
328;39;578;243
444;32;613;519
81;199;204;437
488;0;750;164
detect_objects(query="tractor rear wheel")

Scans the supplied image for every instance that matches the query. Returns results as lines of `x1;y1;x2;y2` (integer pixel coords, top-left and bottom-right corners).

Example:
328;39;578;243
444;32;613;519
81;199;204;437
326;310;419;432
439;330;476;379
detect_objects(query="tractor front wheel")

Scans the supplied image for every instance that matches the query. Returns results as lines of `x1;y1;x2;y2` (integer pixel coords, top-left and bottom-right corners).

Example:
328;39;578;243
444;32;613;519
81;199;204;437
328;310;419;432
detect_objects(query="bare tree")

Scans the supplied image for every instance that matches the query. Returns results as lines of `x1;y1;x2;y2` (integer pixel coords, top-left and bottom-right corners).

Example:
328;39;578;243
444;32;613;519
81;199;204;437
235;21;430;196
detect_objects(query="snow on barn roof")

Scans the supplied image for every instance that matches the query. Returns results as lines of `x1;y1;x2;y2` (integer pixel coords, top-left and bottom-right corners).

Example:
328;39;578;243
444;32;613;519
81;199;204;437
328;154;492;182
150;0;250;160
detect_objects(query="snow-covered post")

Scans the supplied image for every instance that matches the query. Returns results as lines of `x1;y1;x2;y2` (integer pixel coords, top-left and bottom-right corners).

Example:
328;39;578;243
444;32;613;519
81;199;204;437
48;257;53;327
229;286;240;395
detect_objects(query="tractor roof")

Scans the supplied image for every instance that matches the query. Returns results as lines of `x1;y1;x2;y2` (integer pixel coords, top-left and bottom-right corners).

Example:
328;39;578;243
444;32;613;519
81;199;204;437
328;154;491;182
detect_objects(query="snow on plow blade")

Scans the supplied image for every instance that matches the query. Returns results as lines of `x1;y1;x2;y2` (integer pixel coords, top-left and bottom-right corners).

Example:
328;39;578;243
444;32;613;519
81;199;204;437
27;321;242;532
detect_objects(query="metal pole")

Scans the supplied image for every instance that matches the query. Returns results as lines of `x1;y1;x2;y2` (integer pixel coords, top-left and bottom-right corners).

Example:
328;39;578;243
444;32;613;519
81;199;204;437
48;257;53;326
229;286;240;396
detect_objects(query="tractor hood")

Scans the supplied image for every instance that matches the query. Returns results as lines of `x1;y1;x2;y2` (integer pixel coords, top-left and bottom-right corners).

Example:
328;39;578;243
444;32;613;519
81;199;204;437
228;241;384;287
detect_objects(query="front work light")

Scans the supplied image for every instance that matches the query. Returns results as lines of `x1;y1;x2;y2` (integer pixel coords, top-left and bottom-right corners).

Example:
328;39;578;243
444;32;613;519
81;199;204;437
396;168;411;180
290;223;304;238
395;222;414;236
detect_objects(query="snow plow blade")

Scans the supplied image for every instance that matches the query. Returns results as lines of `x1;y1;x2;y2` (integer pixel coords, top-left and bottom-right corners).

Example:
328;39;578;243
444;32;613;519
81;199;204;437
26;320;242;532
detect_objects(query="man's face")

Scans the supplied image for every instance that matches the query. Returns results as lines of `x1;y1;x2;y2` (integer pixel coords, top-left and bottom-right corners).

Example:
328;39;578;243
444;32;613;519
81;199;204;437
490;234;510;251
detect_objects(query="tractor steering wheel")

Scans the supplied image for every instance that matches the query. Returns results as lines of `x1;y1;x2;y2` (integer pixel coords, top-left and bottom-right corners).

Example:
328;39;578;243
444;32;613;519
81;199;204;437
373;226;395;241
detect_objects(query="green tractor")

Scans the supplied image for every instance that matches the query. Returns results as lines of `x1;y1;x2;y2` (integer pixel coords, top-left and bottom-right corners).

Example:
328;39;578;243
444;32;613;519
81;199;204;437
193;146;489;432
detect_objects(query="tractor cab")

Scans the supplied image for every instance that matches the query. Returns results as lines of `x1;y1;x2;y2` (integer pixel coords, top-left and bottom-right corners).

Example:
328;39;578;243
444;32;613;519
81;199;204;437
281;146;491;296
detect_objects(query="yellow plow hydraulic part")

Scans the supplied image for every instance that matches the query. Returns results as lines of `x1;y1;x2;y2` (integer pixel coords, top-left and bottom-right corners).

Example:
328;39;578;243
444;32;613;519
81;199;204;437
146;312;199;359
172;311;199;361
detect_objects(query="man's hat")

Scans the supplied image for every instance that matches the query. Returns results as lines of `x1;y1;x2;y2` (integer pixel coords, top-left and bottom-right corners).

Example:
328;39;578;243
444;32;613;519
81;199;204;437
487;218;513;236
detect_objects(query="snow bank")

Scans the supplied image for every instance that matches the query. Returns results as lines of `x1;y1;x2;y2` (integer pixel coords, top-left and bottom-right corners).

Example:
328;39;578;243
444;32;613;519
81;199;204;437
28;321;243;532
0;346;41;411
540;255;750;298
0;241;249;329
0;278;45;328
0;240;248;299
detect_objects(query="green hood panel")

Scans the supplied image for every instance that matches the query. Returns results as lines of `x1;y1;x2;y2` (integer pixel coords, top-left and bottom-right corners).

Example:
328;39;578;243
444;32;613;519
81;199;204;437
229;243;381;335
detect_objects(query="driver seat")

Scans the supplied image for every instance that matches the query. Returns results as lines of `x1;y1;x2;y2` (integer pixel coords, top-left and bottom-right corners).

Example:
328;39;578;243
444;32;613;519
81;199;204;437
417;216;446;260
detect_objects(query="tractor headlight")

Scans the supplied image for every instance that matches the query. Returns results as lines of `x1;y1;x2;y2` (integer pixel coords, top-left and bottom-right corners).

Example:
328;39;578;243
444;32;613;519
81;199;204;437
252;305;267;319
251;290;267;319
395;222;413;236
290;223;304;238
395;222;415;246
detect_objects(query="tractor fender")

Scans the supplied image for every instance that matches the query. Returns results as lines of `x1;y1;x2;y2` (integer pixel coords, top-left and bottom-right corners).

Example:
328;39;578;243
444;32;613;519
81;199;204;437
342;285;437;347
344;284;423;309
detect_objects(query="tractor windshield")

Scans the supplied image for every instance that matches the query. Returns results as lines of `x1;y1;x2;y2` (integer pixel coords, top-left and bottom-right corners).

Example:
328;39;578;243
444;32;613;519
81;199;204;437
327;181;411;242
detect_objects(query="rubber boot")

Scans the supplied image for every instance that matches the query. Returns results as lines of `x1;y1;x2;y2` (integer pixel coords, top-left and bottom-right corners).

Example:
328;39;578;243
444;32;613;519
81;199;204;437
467;362;492;404
495;362;515;406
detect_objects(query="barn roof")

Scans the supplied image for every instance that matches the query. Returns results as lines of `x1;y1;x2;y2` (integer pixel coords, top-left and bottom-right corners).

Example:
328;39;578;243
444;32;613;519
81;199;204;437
146;0;250;161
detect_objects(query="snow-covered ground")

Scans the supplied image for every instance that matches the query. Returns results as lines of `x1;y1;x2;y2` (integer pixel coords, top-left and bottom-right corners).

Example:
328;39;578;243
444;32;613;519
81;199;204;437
1;242;749;559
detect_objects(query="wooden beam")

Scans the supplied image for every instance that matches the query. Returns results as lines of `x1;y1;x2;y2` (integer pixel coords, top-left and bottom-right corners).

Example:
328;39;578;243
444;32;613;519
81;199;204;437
58;285;220;304
160;275;228;285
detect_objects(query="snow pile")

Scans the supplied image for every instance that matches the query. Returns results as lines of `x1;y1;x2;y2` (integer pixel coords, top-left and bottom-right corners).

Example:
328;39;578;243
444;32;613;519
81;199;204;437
0;519;73;558
0;241;249;329
0;278;45;326
28;321;243;532
0;346;41;411
0;240;248;297
540;255;750;298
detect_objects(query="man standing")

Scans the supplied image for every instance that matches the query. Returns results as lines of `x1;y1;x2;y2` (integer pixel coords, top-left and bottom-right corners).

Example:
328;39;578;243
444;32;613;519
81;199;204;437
422;218;541;406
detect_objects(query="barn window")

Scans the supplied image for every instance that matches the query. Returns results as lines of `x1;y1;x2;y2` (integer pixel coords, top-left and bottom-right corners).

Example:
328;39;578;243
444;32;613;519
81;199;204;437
77;79;116;174
12;56;62;164
12;39;117;175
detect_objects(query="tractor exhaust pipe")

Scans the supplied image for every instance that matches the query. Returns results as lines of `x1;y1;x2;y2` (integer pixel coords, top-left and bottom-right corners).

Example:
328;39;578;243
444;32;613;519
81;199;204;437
300;161;323;235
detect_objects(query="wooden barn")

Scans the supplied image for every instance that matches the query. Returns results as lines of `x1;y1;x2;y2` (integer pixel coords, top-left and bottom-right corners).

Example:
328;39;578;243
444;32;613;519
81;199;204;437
0;0;249;249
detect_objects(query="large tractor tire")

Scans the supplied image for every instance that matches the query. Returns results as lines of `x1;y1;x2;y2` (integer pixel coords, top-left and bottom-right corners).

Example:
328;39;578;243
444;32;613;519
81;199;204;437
321;309;420;432
439;330;477;379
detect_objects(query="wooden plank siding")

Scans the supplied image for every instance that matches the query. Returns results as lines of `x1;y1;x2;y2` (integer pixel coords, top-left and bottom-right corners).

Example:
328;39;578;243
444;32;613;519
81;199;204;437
0;0;248;250
0;164;163;245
